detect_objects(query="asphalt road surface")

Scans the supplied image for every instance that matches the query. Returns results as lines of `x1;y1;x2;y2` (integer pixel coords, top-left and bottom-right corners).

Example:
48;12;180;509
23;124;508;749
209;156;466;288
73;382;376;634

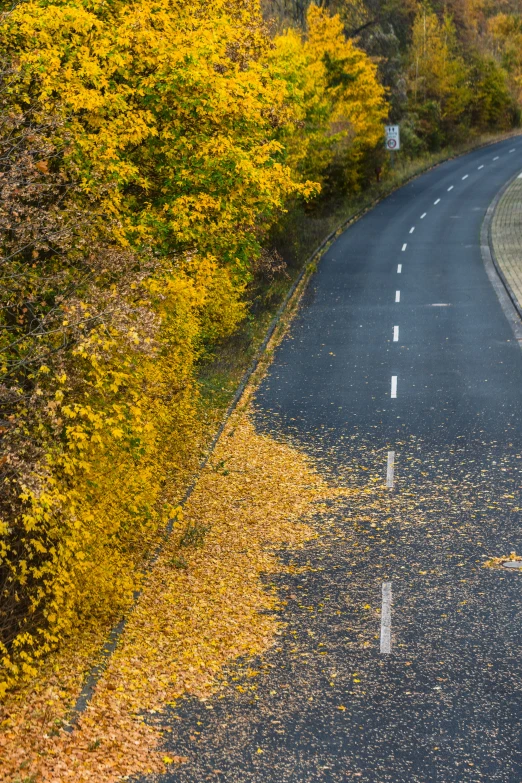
154;138;522;782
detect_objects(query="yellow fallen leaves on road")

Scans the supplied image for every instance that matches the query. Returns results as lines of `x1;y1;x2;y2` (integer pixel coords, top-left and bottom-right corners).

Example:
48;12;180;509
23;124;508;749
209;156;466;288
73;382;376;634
163;754;188;764
1;410;353;782
484;551;522;569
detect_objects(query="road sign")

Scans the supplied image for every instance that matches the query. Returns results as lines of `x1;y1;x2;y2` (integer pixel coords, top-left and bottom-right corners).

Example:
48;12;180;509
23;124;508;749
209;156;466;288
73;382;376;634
385;125;400;151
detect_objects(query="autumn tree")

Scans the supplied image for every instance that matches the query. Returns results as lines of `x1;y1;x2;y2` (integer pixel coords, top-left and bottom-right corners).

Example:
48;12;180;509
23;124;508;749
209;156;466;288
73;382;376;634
0;0;386;691
0;0;314;690
487;12;522;103
265;0;521;151
270;4;388;194
0;0;519;693
406;7;473;146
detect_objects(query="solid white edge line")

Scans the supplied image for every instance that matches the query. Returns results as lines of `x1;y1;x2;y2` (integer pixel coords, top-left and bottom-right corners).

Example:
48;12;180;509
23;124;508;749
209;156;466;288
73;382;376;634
402;243;407;251
391;376;397;398
393;325;399;342
447;186;454;191
380;582;392;654
434;198;441;205
395;290;400;302
386;451;395;489
397;264;402;274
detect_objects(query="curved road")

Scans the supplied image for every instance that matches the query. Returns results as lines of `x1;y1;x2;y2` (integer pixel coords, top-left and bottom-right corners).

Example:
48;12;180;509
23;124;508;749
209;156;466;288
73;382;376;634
158;138;522;782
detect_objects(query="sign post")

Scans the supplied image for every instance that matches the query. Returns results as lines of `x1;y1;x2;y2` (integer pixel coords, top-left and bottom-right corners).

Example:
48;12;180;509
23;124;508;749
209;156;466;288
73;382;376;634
385;125;400;169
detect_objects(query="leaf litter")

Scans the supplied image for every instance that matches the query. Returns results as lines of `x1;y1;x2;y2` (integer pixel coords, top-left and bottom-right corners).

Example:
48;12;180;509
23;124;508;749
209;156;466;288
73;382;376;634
0;410;355;782
3;410;520;780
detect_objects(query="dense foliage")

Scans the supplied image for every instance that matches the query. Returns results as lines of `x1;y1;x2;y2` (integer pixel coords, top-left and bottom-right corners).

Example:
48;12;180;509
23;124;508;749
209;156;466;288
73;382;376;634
0;0;519;692
0;0;390;691
264;0;521;149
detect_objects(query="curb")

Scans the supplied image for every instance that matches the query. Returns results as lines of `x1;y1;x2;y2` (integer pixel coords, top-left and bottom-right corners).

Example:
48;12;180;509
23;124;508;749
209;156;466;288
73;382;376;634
486;176;522;323
64;128;522;730
481;175;522;345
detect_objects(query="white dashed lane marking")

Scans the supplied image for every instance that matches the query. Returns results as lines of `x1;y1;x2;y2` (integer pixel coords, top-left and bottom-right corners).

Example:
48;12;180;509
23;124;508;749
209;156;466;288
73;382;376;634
510;148;516;153
434;198;441;205
391;376;397;398
447;186;454;192
386;452;395;489
410;227;415;234
402;243;407;251
478;165;484;170
493;156;499;161
421;212;427;219
393;325;399;342
397;264;402;274
462;174;468;180
380;582;392;654
395;290;401;303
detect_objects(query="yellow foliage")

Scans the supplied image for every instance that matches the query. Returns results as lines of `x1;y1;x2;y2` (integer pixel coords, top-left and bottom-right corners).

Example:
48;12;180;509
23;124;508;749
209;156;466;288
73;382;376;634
408;8;472;133
0;0;388;691
270;4;388;189
488;13;522;103
1;0;310;272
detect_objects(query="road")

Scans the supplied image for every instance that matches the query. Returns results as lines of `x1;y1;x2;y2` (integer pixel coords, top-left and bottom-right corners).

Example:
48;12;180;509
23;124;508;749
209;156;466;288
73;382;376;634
156;138;522;782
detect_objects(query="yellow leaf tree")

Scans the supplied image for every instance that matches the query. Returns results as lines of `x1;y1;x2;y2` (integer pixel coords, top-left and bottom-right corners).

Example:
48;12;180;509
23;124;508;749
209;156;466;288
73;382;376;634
269;3;388;192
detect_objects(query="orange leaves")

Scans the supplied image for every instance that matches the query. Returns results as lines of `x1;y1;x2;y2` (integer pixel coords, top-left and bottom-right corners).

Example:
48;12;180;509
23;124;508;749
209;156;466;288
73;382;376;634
163;754;188;764
1;410;342;781
35;160;49;174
